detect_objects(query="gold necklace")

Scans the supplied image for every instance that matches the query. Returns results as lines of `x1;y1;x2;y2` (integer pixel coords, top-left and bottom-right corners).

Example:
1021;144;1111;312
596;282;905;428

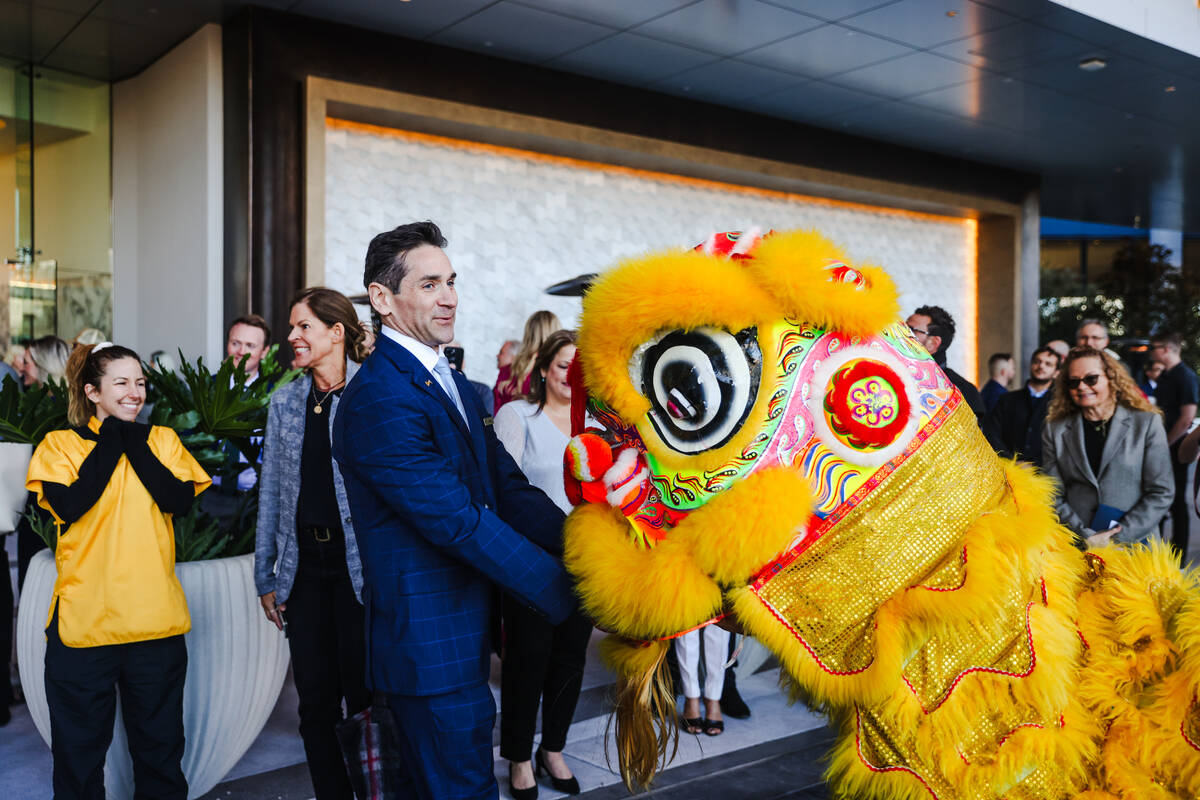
311;378;344;415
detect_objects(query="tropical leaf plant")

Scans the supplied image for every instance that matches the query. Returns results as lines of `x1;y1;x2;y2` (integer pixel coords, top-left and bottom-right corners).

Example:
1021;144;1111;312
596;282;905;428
172;501;230;562
145;344;299;481
0;375;69;444
24;503;58;551
145;345;298;561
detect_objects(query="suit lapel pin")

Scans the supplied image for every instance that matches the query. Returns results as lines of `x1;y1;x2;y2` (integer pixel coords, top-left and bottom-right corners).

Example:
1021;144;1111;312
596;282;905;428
425;380;432;387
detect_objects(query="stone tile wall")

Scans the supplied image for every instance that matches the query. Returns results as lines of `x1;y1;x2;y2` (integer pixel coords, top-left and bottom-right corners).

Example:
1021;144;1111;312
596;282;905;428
325;122;976;387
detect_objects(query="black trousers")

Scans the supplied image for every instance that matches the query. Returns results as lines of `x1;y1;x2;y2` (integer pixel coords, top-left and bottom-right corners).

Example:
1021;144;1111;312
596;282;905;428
499;596;593;762
44;609;187;800
285;530;370;800
1169;445;1191;556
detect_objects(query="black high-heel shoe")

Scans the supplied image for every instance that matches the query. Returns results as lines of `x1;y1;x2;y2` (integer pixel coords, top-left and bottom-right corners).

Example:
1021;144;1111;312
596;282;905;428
509;762;539;800
536;748;581;795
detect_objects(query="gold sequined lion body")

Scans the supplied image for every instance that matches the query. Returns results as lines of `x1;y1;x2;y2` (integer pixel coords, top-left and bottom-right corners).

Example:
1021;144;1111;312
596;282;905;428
561;229;1200;800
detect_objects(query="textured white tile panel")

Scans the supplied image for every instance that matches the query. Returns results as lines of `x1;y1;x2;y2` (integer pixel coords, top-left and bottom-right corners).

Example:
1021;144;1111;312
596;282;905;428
325;123;976;386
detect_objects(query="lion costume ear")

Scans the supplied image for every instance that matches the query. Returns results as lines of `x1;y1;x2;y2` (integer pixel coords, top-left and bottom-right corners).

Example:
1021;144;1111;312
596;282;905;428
745;230;899;338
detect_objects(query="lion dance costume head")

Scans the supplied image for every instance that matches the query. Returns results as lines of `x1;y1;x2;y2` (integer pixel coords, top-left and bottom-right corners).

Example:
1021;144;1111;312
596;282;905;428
562;229;1200;799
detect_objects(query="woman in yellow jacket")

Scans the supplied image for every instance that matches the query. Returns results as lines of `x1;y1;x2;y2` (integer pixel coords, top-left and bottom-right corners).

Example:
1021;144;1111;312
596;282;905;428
25;343;210;799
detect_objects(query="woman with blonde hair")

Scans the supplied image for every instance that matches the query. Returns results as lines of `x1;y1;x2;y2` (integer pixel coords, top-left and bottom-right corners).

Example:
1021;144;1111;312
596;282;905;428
22;335;70;387
26;342;210;797
255;287;372;799
15;335;74;592
494;310;560;410
1041;346;1173;549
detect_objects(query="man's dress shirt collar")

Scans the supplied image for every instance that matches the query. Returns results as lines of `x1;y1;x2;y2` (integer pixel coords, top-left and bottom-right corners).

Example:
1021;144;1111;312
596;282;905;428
380;326;441;379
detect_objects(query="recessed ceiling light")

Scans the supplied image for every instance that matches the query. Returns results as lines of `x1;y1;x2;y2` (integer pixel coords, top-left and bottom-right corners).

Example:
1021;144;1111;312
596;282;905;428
1165;85;1176;92
1078;58;1106;71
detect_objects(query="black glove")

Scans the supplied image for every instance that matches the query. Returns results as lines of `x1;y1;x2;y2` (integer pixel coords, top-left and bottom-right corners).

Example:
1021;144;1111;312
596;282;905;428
123;425;195;515
41;420;126;525
98;414;124;442
118;419;152;447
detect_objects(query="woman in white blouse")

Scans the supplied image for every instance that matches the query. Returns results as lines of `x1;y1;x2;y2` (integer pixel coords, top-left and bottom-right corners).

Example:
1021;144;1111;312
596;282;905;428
494;329;592;799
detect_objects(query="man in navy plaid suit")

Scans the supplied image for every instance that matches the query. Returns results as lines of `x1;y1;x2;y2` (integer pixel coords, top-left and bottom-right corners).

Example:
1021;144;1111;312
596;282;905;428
333;221;576;799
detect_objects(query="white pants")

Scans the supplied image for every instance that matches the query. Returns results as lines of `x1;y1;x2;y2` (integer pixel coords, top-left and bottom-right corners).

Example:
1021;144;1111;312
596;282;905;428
675;625;730;701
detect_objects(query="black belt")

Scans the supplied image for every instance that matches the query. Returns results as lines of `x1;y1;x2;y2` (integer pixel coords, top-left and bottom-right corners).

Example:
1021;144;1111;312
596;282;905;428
300;525;342;544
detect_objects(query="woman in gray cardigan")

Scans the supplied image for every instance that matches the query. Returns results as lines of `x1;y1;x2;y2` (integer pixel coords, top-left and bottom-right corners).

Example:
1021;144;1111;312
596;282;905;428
255;287;369;800
1041;345;1174;549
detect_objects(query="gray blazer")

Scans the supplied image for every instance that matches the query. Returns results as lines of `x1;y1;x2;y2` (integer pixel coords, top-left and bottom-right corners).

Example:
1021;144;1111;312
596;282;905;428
1041;404;1174;544
254;362;363;602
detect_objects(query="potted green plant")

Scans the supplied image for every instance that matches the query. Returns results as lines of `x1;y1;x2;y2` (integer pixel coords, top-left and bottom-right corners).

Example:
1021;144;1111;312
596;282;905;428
17;347;300;800
0;376;67;530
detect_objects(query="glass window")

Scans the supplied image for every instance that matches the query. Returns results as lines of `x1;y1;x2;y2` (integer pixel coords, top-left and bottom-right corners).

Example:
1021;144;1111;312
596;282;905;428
1;59;33;356
33;67;112;345
1;62;111;359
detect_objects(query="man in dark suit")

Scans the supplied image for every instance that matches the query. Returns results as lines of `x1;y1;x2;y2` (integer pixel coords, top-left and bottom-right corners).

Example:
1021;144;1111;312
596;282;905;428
905;305;985;420
982;346;1060;466
332;221;575;799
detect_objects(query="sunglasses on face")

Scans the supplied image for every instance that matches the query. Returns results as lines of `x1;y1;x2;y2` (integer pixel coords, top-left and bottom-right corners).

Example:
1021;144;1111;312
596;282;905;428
1066;374;1102;389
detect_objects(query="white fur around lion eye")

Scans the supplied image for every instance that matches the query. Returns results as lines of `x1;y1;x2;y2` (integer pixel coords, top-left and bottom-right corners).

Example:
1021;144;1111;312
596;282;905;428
630;326;762;454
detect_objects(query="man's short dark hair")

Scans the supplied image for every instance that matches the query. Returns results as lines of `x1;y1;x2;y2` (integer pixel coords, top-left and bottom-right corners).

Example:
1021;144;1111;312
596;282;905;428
227;314;271;346
1151;331;1183;350
1030;346;1061;367
988;353;1012;369
914;305;955;354
363;221;448;293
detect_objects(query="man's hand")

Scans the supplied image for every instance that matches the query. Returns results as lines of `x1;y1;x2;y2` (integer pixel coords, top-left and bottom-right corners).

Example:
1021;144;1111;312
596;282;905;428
259;591;286;631
1086;525;1119;549
1180;426;1200;464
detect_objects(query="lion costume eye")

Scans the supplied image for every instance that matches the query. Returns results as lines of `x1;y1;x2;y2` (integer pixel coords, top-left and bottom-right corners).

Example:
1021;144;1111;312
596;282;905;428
631;327;761;453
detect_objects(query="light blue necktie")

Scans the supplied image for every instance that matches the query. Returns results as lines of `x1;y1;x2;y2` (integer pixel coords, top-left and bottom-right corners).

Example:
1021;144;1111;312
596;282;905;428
433;355;469;427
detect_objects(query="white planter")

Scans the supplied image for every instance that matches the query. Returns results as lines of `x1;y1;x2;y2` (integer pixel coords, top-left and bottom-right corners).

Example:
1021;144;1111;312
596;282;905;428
0;441;32;531
17;550;291;799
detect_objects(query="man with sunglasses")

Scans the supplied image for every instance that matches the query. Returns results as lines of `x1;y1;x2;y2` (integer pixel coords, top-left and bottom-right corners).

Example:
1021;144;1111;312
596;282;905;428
906;305;985;421
983;346;1060;467
1150;332;1198;556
